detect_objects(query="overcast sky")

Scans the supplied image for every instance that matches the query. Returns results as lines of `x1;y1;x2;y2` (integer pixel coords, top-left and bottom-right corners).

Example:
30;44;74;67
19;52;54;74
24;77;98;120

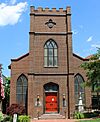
0;0;100;76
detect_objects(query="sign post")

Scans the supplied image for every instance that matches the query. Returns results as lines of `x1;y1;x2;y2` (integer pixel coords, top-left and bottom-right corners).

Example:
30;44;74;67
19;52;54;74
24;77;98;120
13;114;18;122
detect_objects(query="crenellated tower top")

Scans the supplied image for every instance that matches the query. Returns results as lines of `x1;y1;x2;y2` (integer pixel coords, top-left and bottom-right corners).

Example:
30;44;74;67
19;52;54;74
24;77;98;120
30;6;71;15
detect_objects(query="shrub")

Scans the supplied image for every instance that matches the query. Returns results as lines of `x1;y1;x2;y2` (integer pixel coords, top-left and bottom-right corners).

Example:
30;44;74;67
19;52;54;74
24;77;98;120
6;104;26;116
73;112;84;119
3;115;12;122
18;115;30;122
83;111;99;118
0;112;4;122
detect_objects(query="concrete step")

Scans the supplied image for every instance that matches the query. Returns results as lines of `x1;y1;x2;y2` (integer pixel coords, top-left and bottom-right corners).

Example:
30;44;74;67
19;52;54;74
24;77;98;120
39;114;65;119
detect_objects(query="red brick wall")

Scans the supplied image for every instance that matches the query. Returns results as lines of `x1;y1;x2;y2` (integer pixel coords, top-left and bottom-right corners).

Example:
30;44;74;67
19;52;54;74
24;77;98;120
10;55;29;105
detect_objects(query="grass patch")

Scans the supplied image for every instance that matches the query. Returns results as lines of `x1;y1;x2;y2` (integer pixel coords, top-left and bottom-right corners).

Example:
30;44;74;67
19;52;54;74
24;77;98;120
79;118;100;122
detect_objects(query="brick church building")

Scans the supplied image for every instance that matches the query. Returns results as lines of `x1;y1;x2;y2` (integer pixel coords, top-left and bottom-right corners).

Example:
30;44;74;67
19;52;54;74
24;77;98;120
9;6;92;118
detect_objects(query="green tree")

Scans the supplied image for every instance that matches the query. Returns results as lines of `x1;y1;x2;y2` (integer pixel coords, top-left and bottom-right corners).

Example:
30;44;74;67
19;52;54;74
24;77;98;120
81;48;100;109
5;77;10;106
2;77;10;113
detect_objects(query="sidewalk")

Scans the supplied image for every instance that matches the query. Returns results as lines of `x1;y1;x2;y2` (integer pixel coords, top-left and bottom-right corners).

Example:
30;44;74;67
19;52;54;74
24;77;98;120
31;119;78;122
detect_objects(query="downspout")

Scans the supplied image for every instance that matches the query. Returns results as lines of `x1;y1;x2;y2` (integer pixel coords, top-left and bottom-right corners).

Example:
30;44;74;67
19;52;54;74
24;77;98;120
66;6;72;119
66;36;70;119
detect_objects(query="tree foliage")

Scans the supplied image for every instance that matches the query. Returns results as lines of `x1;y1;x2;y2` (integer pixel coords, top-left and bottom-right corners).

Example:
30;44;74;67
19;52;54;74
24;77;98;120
4;77;10;105
81;48;100;92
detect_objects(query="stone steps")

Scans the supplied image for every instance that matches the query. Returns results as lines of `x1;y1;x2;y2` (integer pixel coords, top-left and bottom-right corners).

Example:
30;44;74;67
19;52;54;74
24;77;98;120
39;114;65;119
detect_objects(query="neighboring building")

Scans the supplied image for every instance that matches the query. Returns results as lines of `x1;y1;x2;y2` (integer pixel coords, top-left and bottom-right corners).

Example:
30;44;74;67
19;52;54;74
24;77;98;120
9;6;92;118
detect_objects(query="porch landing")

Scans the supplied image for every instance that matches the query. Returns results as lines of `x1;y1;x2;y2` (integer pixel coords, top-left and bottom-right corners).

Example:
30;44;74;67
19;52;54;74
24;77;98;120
38;113;65;119
31;114;77;122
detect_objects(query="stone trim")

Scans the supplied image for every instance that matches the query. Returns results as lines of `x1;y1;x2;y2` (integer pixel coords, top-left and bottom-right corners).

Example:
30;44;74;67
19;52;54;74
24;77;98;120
28;73;74;76
29;32;72;35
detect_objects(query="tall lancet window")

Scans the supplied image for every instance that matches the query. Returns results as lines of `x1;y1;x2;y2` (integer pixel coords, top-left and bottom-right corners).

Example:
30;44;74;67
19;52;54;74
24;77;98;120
16;74;28;106
74;74;85;109
44;39;58;67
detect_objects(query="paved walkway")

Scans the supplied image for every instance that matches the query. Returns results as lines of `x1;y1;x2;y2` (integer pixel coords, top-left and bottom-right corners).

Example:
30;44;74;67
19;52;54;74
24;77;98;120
31;119;78;122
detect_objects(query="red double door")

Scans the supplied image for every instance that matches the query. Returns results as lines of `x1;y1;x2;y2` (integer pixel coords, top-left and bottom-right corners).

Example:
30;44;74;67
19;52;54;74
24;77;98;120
45;92;58;113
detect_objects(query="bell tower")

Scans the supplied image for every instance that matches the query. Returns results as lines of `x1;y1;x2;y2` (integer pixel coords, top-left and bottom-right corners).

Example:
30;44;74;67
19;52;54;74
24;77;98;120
29;6;73;73
28;6;75;118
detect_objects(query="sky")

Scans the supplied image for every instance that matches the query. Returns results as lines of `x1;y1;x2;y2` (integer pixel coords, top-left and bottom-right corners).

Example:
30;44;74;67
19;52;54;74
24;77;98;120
0;0;100;77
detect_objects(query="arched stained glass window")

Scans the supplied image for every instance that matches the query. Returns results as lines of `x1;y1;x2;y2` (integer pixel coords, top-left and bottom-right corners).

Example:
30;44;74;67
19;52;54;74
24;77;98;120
44;39;58;67
74;74;85;108
16;74;28;106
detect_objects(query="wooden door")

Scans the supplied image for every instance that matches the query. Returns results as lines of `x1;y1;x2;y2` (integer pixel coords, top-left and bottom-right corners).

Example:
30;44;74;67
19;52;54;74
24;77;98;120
45;92;58;113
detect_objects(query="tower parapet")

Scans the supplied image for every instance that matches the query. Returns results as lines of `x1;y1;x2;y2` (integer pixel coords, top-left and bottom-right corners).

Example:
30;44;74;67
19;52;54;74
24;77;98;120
30;6;71;15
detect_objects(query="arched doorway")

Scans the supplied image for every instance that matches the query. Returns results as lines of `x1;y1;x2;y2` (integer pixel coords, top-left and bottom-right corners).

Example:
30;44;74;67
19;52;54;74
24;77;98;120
44;82;59;113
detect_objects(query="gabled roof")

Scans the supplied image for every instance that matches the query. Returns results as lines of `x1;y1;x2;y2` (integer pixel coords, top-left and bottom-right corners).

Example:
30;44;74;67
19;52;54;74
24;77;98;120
11;53;29;61
73;53;89;61
8;53;29;69
9;52;89;69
